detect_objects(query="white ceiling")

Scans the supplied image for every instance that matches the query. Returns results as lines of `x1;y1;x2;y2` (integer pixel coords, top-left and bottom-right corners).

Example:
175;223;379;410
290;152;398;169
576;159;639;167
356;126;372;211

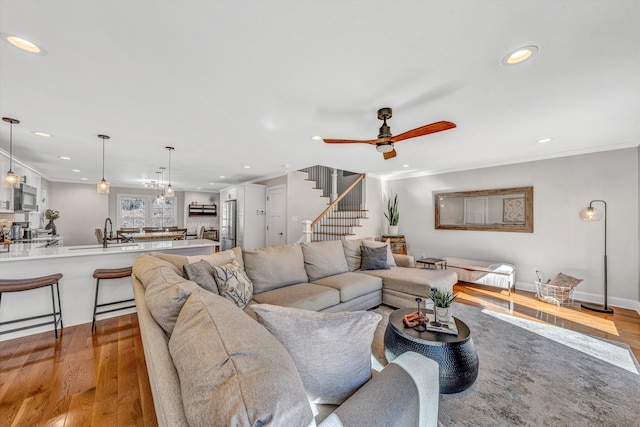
1;0;639;191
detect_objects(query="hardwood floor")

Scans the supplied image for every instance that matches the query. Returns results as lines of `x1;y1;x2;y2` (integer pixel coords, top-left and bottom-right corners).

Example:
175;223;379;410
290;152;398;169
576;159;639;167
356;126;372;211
0;284;638;426
0;314;156;427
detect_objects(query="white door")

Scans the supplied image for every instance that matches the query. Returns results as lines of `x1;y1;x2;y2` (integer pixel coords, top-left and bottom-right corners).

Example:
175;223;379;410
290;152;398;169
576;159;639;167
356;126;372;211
266;185;285;246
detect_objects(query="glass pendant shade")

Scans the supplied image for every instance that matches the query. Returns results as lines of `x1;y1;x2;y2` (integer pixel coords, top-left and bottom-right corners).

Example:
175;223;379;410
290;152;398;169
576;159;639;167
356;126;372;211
165;183;174;196
580;206;602;221
97;134;110;194
165;146;174;196
2;117;20;189
97;178;110;194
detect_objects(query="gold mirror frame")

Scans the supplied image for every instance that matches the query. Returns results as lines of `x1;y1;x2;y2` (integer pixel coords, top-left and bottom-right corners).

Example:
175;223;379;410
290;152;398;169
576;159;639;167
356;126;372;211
435;186;533;233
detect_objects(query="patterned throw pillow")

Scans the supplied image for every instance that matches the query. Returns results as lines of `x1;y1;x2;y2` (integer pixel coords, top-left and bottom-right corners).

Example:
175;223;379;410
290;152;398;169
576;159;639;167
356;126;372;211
212;260;253;309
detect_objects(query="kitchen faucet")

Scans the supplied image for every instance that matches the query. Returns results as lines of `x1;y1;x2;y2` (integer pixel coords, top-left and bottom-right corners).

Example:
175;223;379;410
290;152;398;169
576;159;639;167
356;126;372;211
103;217;113;248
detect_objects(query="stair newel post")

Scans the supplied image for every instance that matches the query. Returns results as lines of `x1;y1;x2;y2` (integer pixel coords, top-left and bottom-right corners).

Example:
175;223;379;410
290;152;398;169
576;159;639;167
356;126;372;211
331;168;338;204
302;220;312;243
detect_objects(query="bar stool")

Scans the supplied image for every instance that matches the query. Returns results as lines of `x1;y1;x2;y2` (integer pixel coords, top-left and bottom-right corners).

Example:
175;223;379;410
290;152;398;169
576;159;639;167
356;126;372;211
92;267;134;332
0;273;64;339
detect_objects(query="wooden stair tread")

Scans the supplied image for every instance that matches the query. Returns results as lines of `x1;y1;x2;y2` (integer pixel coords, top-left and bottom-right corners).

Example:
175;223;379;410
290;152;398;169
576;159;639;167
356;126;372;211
320;224;362;228
313;232;356;236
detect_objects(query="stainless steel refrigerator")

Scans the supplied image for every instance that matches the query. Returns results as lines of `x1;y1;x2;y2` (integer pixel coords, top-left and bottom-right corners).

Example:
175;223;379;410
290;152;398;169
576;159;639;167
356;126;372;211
221;199;237;250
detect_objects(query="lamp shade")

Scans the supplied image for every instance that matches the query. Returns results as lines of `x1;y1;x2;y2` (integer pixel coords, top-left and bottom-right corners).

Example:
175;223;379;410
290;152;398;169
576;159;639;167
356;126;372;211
580;206;602;221
97;178;110;194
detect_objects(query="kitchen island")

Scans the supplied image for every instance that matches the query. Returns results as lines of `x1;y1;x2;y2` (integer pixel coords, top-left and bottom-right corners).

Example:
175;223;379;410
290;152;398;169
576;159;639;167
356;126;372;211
0;239;218;341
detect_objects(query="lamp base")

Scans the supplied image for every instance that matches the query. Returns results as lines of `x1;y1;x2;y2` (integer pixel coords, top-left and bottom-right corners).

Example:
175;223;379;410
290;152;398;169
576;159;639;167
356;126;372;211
580;302;614;314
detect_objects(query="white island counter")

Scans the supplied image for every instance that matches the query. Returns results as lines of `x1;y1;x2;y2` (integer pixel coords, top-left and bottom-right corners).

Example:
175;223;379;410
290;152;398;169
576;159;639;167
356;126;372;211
0;239;218;341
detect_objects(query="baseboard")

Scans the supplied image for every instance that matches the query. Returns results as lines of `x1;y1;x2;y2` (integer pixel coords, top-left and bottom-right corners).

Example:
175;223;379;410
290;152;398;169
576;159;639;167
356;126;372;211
516;281;639;312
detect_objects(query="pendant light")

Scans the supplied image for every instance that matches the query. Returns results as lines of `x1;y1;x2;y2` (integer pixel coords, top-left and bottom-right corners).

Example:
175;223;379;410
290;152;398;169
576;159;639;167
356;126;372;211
96;134;110;194
165;146;174;196
2;117;20;189
157;168;165;202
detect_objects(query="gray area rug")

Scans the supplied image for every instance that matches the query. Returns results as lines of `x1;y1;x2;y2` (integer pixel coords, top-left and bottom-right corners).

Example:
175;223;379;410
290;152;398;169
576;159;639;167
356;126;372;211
371;303;640;427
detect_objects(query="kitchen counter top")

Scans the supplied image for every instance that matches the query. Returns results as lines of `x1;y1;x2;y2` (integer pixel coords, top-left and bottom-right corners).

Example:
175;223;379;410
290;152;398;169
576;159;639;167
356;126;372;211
0;238;218;262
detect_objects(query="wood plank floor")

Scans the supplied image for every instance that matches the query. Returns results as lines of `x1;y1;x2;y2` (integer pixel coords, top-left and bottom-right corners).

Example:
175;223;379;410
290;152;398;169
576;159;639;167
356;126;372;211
0;284;638;426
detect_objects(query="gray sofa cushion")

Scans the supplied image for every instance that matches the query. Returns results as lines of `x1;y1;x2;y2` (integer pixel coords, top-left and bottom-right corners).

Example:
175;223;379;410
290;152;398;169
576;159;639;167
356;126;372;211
243;244;308;293
186;247;244;269
169;290;313;427
134;253;183;285
362;240;397;267
362;267;458;296
251;283;340;311
302;240;349;281
311;272;382;302
342;238;366;272
251;304;382;405
136;255;201;336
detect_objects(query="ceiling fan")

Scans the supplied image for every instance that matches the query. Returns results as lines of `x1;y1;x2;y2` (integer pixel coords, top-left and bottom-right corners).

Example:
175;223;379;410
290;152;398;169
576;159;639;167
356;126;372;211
323;107;456;160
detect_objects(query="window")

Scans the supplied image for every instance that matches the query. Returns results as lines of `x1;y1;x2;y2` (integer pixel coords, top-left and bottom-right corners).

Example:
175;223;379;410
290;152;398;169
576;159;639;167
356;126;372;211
118;194;175;228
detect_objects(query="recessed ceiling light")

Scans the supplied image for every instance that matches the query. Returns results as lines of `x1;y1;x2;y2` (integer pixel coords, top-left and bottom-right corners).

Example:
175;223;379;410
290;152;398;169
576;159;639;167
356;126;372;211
219;176;225;179
80;177;88;181
1;33;46;55
536;137;553;144
502;45;538;66
402;164;410;168
311;136;322;141
196;187;202;190
58;156;71;160
71;169;81;173
209;182;216;185
243;165;251;169
33;131;51;137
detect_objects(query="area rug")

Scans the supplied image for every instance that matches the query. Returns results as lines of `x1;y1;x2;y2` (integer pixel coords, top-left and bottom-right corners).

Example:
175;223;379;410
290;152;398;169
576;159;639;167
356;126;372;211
371;303;640;427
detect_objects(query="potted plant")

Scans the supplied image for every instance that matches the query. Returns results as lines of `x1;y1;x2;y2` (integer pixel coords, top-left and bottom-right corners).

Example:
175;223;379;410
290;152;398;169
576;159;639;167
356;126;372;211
385;194;399;235
44;208;60;236
430;288;457;323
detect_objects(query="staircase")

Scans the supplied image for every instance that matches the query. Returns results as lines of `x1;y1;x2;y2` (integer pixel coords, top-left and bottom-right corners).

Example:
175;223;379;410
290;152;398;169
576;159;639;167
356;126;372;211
299;166;367;242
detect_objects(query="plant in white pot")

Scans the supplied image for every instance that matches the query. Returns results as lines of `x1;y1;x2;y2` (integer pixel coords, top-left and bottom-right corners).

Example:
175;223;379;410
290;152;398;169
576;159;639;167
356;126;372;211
385;194;399;235
430;288;457;324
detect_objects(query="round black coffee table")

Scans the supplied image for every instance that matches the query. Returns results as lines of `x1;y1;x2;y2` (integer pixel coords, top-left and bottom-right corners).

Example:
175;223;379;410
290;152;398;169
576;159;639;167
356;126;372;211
384;308;479;394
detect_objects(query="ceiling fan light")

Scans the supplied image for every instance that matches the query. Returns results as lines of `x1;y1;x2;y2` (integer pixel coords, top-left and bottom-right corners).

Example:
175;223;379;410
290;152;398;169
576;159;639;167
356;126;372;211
376;143;394;153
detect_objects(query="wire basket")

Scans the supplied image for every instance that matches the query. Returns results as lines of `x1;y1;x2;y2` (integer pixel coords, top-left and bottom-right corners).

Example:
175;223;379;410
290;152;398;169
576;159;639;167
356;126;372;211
535;281;575;306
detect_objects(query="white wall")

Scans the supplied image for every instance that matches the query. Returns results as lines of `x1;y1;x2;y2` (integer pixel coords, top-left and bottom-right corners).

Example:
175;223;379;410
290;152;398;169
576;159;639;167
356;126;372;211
49;182;108;246
388;148;639;310
354;176;386;239
184;191;219;233
286;170;329;243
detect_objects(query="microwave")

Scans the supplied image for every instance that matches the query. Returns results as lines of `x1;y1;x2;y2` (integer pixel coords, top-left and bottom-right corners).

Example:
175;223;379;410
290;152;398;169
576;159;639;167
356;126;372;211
14;184;38;211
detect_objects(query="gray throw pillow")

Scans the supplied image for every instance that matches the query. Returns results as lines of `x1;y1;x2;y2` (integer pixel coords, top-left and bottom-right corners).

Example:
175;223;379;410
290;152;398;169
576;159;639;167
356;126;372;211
251;304;382;405
360;245;389;270
183;260;219;295
212;260;253;309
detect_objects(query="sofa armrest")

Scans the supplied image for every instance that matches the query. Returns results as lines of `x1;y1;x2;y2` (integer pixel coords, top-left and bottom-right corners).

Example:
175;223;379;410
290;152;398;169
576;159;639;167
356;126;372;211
393;253;416;268
319;352;439;427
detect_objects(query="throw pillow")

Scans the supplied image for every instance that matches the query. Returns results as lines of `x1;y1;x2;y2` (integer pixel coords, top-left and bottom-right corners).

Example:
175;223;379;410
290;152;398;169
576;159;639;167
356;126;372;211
183;260;219;295
251;303;382;405
212;260;253;309
362;239;397;267
360;245;390;270
548;272;583;288
169;290;314;427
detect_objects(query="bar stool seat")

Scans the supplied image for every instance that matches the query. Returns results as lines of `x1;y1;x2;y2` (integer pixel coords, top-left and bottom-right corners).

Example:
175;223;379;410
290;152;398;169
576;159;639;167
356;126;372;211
0;273;64;339
92;266;134;332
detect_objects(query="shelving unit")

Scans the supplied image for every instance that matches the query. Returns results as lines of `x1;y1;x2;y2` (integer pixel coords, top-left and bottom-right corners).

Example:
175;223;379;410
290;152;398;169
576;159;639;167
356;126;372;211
188;203;217;217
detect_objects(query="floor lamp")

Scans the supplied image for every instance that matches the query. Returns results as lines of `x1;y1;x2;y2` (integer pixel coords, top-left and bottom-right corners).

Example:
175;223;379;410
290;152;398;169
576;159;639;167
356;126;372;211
579;200;613;314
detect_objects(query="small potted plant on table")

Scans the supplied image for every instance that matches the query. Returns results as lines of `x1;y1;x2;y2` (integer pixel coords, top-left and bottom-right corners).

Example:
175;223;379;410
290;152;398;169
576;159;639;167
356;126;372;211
430;288;457;324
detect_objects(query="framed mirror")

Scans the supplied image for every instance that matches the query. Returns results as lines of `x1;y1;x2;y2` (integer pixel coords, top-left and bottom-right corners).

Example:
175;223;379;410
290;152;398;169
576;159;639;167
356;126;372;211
435;186;533;233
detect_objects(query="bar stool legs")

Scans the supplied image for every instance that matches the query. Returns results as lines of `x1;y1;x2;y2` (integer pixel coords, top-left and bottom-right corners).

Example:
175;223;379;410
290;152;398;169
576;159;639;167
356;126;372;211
91;267;134;332
0;274;64;340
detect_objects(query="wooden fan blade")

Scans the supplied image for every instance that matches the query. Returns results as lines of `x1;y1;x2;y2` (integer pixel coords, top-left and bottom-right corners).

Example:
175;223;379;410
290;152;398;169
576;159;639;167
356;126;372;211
390;121;456;143
323;138;386;145
383;149;397;160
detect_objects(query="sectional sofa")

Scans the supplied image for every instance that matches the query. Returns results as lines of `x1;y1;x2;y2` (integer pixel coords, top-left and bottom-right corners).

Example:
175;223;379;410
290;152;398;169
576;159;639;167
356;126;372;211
132;239;457;426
